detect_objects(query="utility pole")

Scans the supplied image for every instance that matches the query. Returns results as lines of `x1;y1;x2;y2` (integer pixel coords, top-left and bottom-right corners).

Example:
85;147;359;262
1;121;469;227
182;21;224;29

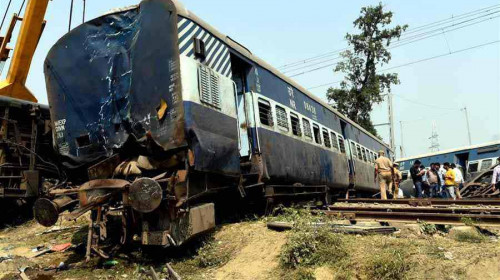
373;93;395;152
399;121;404;158
388;93;395;151
462;106;472;146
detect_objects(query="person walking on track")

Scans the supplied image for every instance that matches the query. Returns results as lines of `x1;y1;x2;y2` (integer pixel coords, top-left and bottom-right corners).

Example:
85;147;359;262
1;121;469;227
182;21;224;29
492;157;500;191
443;162;456;199
393;163;403;199
374;150;394;200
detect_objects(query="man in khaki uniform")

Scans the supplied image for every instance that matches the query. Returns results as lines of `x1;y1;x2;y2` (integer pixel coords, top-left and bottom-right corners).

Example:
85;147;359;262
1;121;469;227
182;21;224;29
374;150;394;200
393;163;403;199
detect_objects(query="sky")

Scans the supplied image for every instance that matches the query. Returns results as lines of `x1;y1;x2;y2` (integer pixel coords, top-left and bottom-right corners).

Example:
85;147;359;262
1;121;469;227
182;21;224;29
1;0;499;159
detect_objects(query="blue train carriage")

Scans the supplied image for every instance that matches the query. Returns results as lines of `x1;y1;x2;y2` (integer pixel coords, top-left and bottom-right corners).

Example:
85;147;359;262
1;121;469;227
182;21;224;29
42;0;393;248
176;2;393;196
396;141;500;183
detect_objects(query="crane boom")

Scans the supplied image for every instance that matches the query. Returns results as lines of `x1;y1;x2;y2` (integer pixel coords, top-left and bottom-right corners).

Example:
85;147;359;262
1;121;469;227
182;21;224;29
0;0;49;102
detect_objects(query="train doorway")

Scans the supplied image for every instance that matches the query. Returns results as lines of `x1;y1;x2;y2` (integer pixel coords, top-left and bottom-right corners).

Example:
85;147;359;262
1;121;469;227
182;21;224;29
455;152;469;176
230;54;252;158
340;120;355;186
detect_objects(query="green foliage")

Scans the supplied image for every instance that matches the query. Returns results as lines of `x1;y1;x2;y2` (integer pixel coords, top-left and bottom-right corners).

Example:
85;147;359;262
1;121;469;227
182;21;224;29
279;213;348;269
195;238;231;268
327;3;408;135
460;217;478;226
453;230;486;243
366;248;411;280
418;221;437;235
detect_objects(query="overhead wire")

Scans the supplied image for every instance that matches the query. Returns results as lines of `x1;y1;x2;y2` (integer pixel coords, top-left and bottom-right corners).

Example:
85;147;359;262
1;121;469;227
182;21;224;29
0;0;13;31
285;11;500;76
17;0;26;16
279;4;500;71
306;40;500;90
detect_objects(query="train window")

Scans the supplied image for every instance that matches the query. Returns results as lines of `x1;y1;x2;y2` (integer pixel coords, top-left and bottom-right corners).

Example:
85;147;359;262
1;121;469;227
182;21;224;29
258;99;273;127
370;152;375;163
313;124;322;145
338;136;346;154
480;159;493;171
322;129;331;148
330;132;339;152
468;162;479;173
302;118;313;140
356;145;363;161
361;148;368;162
290;113;302;137
275;105;289;131
350;142;357;158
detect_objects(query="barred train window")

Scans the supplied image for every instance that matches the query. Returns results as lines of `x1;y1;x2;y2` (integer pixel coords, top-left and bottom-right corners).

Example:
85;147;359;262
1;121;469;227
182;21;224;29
330;132;339;152
198;65;220;109
302;118;312;140
290;113;302;136
322;129;331;148
275;105;289;131
350;142;357;158
258;99;273;127
356;145;362;160
362;148;368;162
338;135;346;154
313;124;321;145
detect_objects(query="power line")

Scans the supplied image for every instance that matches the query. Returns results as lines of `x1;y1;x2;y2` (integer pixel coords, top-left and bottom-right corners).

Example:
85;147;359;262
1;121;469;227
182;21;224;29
394;94;458;111
306;40;500;90
285;12;500;75
279;4;500;71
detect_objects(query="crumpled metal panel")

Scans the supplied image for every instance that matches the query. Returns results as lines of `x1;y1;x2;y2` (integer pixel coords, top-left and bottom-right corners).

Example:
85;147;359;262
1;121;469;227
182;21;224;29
44;0;184;165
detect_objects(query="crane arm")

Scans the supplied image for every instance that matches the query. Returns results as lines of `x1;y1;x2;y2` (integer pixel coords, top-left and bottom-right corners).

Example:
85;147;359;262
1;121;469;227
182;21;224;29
0;0;50;102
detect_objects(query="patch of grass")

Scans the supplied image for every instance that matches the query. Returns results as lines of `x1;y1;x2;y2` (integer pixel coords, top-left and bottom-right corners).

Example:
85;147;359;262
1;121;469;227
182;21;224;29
194;238;232;268
279;212;348;269
365;248;411;280
453;230;486;243
460;217;478;226
418;221;437;235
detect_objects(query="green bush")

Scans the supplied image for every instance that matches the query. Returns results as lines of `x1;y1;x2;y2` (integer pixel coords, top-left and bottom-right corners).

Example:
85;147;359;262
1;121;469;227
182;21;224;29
366;248;411;280
418;221;437;235
195;239;231;268
453;230;486;243
280;223;348;268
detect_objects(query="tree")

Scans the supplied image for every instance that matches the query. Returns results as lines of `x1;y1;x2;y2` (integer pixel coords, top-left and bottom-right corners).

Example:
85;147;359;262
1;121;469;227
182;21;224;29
327;3;408;136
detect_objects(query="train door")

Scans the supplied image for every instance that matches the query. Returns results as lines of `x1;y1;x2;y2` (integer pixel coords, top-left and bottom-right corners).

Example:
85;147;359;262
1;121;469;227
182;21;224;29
340;120;355;186
455;152;469;177
230;54;252;158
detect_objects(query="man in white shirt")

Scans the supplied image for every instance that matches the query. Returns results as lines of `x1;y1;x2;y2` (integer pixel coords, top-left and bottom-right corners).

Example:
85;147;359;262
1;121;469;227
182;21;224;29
492;157;500;191
451;163;463;199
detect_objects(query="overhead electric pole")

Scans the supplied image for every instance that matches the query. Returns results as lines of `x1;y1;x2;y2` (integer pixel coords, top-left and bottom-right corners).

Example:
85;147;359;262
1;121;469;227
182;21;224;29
388;93;395;151
429;121;440;152
462;106;472;146
399;121;404;158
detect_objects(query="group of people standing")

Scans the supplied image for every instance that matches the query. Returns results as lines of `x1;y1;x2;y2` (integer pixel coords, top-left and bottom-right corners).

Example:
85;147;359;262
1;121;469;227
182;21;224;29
409;160;464;199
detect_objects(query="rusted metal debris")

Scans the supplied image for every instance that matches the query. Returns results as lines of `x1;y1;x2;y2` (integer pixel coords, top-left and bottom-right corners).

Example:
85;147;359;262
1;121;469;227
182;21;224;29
460;165;500;198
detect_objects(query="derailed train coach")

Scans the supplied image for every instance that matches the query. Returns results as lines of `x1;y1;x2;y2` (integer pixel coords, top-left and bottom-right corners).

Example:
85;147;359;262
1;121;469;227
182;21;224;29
36;0;393;251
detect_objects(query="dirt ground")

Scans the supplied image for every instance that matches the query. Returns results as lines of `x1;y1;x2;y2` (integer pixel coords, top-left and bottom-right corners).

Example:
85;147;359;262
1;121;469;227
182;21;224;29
0;214;499;280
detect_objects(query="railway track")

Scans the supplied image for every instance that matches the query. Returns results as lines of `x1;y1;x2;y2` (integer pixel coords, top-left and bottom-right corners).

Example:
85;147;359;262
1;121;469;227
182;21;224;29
336;198;500;206
321;198;500;226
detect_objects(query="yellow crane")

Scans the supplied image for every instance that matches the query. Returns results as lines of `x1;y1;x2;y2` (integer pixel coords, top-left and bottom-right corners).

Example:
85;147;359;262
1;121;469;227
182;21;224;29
0;0;49;103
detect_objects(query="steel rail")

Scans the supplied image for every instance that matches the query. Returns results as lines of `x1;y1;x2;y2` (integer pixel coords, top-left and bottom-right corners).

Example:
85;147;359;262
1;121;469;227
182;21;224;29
326;206;500;215
319;210;500;226
336;198;500;206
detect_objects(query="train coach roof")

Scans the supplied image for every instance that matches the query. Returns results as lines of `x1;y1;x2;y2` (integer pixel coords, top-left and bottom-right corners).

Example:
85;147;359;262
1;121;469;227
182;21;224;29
103;0;392;150
396;140;500;162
